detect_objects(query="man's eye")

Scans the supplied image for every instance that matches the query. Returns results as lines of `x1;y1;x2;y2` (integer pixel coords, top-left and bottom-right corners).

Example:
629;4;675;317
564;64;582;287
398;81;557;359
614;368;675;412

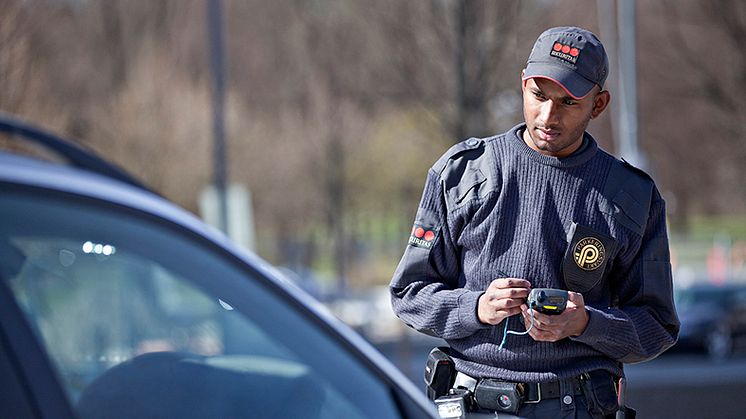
563;99;577;106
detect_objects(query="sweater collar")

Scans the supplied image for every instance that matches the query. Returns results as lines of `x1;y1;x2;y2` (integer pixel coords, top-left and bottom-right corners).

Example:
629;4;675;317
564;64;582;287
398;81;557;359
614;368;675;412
508;124;598;168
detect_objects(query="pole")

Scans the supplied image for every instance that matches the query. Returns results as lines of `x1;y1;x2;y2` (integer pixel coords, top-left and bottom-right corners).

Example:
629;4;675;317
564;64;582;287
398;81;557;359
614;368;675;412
208;0;228;233
617;0;645;170
596;0;620;154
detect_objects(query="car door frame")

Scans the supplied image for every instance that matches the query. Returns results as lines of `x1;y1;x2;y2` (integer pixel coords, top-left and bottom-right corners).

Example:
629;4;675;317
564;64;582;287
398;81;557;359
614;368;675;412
0;278;76;419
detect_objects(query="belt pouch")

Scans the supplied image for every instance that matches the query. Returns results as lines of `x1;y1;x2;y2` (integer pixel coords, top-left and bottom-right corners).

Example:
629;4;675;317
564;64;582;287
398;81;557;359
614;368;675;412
579;371;619;416
424;347;455;400
474;379;524;414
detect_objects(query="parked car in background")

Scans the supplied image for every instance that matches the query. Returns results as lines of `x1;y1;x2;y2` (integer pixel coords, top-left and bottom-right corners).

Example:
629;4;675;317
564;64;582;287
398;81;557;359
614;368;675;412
674;282;746;360
0;114;437;419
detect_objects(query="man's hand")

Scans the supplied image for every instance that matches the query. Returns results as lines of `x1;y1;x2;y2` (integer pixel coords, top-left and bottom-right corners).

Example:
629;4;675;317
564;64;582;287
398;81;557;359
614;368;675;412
477;278;531;325
521;291;589;342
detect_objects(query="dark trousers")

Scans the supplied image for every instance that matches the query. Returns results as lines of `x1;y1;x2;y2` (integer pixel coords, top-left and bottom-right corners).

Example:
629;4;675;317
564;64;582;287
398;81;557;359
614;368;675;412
467;376;612;419
467;395;603;419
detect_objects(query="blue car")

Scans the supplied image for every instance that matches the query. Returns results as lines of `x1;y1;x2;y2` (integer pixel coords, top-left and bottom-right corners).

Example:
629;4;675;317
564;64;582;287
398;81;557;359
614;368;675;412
674;283;746;360
0;114;437;419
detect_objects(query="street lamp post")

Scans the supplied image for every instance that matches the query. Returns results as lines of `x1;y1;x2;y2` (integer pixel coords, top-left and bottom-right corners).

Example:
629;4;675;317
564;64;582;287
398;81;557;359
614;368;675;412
208;0;228;233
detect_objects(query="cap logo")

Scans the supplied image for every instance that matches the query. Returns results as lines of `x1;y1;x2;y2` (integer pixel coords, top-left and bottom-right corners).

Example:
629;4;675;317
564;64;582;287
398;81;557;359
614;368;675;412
550;41;580;64
573;237;605;270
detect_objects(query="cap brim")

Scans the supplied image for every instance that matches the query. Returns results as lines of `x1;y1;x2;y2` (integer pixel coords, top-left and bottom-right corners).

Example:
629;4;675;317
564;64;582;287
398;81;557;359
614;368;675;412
522;63;596;99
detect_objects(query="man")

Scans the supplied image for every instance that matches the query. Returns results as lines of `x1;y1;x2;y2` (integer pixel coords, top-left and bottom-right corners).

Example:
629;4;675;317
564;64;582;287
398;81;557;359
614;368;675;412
390;26;679;419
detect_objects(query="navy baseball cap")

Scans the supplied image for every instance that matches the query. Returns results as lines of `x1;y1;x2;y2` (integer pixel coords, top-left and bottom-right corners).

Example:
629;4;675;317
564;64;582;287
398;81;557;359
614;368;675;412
522;26;609;99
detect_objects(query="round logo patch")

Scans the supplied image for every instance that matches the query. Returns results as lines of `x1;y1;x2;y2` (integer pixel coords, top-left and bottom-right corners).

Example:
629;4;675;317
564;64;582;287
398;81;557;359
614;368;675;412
573;237;605;271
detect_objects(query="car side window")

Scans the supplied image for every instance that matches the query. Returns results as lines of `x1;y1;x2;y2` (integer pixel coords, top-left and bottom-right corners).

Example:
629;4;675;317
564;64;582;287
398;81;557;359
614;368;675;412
0;191;403;419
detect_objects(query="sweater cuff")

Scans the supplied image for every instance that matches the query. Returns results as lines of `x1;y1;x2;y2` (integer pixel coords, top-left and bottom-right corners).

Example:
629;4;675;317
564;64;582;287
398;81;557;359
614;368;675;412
457;290;489;334
570;306;605;345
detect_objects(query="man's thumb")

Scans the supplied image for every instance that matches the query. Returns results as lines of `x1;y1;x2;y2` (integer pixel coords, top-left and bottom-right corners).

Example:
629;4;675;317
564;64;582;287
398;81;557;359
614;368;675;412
568;291;584;305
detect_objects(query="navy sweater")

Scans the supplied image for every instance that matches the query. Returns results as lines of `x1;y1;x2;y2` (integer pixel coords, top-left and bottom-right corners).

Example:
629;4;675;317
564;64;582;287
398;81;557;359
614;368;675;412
390;124;679;382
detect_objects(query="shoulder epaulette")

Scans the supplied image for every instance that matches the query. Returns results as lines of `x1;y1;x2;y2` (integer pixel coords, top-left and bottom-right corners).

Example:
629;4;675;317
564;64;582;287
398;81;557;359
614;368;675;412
620;158;654;183
432;137;484;175
604;158;655;234
431;137;498;211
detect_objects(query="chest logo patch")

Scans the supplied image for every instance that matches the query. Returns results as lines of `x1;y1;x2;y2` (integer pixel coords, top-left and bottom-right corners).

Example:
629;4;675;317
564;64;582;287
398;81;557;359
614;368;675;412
408;222;439;250
573;237;605;270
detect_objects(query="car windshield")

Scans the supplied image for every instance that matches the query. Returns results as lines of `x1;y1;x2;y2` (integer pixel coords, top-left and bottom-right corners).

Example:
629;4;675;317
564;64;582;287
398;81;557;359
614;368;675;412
0;189;403;419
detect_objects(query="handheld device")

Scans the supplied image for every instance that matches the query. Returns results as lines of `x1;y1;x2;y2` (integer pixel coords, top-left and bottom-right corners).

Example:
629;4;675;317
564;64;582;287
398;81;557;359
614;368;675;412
527;288;568;315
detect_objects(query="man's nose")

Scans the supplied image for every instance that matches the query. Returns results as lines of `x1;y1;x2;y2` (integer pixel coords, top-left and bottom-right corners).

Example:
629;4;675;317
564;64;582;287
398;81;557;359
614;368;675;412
538;100;560;125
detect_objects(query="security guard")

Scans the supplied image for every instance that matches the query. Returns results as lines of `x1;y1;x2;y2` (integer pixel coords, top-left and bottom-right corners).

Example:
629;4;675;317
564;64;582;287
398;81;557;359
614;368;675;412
390;27;679;418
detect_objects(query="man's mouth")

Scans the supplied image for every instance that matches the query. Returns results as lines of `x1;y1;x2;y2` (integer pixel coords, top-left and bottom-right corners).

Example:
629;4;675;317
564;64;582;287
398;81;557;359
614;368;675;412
537;128;560;141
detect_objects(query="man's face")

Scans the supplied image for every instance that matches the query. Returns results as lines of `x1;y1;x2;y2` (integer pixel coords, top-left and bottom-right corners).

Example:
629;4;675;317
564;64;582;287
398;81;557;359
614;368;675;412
521;77;609;158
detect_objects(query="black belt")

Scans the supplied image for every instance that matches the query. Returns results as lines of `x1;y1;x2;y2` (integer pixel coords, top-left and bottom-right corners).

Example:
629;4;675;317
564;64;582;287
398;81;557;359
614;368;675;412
454;371;585;404
523;377;584;402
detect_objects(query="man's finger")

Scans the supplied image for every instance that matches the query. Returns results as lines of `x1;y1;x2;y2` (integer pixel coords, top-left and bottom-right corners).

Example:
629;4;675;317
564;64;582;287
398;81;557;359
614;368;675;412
567;291;584;305
489;297;526;311
489;278;532;290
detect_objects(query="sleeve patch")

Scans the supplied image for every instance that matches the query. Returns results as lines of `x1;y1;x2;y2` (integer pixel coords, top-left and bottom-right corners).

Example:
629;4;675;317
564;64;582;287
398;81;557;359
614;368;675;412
408;221;440;250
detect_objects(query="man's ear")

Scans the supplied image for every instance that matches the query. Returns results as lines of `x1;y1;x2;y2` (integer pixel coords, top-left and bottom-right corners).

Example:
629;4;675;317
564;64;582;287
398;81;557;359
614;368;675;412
591;90;611;119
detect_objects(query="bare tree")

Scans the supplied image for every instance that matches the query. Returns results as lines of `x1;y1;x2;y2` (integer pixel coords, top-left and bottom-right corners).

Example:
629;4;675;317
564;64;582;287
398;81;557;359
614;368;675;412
639;0;746;224
8;0;742;289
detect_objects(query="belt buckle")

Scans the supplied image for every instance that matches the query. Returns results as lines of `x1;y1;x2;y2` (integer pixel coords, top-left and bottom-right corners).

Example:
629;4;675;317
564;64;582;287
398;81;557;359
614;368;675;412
523;382;542;404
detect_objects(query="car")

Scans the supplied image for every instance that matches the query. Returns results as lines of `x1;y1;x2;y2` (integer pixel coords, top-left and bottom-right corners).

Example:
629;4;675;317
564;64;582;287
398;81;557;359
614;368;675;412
673;282;746;360
0;113;437;419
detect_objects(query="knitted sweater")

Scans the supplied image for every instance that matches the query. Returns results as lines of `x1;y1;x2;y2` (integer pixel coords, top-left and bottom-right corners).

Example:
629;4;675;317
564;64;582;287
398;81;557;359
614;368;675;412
390;124;679;382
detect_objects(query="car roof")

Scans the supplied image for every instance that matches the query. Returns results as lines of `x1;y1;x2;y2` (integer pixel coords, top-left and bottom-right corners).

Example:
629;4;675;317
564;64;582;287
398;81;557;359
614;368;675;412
0;112;150;191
